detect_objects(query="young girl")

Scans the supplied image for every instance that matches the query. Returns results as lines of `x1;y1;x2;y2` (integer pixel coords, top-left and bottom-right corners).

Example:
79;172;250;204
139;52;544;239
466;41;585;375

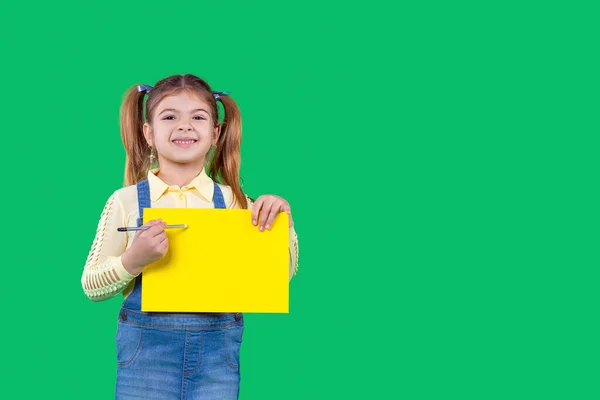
81;74;299;399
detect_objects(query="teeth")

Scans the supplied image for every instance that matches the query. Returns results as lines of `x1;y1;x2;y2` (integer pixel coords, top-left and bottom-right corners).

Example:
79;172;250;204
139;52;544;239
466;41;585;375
174;140;196;144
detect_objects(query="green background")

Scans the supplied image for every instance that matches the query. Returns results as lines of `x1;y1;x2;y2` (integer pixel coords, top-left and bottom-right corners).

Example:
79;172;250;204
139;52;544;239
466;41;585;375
1;1;598;398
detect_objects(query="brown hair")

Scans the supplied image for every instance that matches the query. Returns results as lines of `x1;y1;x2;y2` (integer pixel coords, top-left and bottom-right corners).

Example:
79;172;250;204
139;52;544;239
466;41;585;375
119;74;247;209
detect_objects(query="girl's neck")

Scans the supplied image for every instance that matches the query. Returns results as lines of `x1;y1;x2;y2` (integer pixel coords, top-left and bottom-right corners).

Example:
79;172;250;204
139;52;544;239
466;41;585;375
156;160;205;187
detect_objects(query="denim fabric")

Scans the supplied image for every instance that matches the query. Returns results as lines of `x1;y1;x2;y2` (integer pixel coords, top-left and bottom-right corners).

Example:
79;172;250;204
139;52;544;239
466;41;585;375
115;307;244;399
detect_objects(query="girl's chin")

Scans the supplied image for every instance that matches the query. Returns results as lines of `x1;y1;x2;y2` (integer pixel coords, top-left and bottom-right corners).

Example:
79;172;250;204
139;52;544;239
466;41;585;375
161;155;207;165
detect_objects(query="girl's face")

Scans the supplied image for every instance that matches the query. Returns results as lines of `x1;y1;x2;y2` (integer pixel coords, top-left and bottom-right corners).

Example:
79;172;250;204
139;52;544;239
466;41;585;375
143;91;218;169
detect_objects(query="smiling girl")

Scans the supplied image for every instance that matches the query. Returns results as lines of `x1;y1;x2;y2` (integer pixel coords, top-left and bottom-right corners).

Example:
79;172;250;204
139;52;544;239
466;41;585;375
81;74;299;399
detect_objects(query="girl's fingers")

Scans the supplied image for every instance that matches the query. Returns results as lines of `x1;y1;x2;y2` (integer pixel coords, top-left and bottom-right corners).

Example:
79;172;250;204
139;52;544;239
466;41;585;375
252;196;293;230
148;222;167;237
138;219;159;237
160;236;169;249
258;199;276;231
152;232;167;246
143;218;162;228
251;197;265;226
265;203;283;230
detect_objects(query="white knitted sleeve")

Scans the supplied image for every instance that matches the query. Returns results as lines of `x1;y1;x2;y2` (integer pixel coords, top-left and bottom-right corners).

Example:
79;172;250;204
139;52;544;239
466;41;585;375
81;192;137;302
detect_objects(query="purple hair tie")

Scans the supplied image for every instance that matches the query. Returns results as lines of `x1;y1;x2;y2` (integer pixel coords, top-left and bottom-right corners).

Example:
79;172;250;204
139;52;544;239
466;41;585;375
213;91;230;101
137;84;153;94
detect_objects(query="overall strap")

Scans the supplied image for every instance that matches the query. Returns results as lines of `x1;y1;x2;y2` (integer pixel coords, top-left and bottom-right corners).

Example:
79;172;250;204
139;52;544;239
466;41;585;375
213;181;226;209
136;179;151;227
123;179;151;311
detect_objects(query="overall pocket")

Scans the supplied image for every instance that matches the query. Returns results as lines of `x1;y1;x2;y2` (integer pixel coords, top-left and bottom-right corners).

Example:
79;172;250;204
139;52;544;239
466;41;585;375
116;321;144;366
224;320;244;369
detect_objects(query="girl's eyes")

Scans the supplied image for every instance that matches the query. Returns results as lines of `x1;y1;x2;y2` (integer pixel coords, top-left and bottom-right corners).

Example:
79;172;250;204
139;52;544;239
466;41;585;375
162;116;206;121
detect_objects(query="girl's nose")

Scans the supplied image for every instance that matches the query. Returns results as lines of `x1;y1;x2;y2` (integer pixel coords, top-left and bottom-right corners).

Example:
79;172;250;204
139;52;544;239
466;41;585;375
178;124;192;131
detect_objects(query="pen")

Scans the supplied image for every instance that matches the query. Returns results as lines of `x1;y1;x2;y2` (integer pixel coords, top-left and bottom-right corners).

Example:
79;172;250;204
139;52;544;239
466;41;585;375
117;224;188;232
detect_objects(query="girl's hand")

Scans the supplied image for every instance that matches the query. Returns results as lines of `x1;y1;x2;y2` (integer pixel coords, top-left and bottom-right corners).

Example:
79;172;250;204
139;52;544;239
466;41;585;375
122;219;169;275
251;195;294;231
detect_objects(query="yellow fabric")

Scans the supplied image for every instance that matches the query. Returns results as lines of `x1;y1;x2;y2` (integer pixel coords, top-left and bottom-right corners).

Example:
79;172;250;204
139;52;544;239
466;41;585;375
81;168;299;302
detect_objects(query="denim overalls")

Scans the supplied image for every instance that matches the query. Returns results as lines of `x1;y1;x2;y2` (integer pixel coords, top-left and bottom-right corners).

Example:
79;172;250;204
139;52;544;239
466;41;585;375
115;179;244;400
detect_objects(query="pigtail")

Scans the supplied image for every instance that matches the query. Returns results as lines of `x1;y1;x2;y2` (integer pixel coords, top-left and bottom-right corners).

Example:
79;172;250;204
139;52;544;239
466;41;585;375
119;86;151;186
209;95;248;209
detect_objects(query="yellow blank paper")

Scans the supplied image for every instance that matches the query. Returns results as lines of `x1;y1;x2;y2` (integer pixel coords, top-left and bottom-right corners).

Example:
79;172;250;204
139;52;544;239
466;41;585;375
141;208;289;313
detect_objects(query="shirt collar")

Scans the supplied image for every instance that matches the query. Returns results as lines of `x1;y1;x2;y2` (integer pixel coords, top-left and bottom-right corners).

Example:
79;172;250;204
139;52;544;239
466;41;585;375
147;168;215;202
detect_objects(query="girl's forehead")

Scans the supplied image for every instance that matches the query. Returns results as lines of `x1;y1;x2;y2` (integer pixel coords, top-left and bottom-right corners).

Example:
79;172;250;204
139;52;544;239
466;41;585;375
157;91;211;110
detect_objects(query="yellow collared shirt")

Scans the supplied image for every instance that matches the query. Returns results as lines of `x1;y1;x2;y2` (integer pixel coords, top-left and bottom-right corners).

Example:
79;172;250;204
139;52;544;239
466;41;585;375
81;168;299;301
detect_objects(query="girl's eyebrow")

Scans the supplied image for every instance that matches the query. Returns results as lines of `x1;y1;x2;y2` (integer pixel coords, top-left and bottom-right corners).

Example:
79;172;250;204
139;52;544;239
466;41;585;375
158;108;209;115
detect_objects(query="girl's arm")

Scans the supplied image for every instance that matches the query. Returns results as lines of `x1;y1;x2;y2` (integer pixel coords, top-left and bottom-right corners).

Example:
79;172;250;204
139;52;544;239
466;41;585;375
245;195;299;281
81;192;138;301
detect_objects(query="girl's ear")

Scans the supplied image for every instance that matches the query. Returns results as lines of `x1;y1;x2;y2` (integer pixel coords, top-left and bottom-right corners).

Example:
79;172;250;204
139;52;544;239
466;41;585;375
143;122;153;146
212;125;221;146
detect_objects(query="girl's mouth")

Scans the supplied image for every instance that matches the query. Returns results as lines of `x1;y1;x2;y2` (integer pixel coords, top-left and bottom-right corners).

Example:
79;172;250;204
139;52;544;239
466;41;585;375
172;139;198;148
